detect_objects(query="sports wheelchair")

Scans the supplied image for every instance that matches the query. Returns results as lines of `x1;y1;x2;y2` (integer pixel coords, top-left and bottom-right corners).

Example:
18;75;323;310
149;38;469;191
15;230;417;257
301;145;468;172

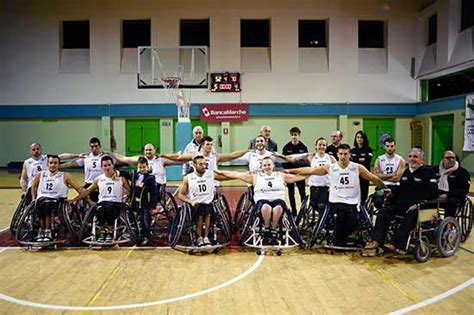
10;192;32;235
295;196;325;242
309;204;373;251
455;196;472;242
215;189;233;230
168;200;231;254
233;186;255;234
79;203;139;247
148;184;178;238
15;198;79;249
382;201;461;262
239;201;304;255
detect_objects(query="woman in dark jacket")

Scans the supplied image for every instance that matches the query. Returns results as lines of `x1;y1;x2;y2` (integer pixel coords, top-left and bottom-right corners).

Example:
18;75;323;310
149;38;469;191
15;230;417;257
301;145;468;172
351;130;373;204
130;156;158;245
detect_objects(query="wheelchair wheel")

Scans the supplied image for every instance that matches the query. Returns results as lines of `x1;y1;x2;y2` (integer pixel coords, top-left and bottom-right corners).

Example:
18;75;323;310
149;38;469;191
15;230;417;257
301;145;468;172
436;217;461;257
124;206;141;243
457;198;472;242
365;195;376;223
10;196;29;235
413;240;431;263
169;205;187;247
15;203;38;244
295;196;309;227
58;202;83;241
214;201;231;242
234;192;254;234
217;192;233;228
79;207;96;243
233;192;246;230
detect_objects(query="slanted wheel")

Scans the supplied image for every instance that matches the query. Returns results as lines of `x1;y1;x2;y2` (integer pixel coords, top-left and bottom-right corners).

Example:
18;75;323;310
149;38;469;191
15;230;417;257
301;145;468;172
58;202;83;242
169;206;187;247
10;196;29;235
436;217;461;257
165;192;178;226
214;201;231;242
15;203;38;244
217;192;233;228
79;207;97;243
457;198;472;242
413;240;431;263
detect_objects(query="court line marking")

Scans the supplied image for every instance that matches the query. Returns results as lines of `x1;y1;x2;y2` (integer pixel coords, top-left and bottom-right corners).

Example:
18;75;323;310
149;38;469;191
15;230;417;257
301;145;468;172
389;277;474;315
0;252;264;311
0;227;9;233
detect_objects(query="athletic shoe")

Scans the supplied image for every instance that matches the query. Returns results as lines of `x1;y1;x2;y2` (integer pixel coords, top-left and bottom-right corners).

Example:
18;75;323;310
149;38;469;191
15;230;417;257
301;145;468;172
97;231;106;242
43;229;52;242
35;229;44;242
203;237;211;246
105;231;113;241
139;237;149;246
197;237;204;247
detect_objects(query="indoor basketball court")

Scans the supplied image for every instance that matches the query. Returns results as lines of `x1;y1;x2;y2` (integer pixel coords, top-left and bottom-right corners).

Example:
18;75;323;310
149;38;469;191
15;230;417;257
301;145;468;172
1;0;474;314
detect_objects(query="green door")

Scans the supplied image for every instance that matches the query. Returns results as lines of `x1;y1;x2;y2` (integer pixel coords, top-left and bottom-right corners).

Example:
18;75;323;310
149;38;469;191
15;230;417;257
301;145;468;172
363;118;395;169
431;115;453;166
126;120;160;156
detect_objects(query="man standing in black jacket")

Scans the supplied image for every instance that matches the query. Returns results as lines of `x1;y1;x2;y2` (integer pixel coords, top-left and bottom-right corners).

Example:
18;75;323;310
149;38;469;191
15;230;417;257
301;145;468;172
282;127;308;216
365;148;438;252
433;150;470;217
326;130;343;160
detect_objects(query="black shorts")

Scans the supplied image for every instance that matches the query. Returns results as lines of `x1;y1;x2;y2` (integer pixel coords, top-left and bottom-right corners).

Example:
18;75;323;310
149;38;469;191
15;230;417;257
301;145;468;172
255;199;286;211
310;186;329;209
194;203;214;217
96;201;124;226
36;197;63;219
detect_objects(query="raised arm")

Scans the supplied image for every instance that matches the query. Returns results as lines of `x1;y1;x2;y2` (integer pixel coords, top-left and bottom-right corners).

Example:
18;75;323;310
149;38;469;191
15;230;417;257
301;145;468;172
20;162;28;193
60;159;81;169
359;165;386;189
58;153;81;160
214;170;253;184
71;179;99;202
161;153;193;162
285;165;328;176
282;173;307;184
122;176;131;196
64;173;84;195
275;152;308;163
109;152;139;165
162;157;185;166
217;149;250;162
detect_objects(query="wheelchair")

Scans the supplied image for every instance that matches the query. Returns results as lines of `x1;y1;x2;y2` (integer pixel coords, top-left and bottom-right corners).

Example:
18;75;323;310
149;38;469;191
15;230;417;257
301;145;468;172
309;203;373;251
168;201;231;254
239;201;304;256
10;192;32;235
79;203;140;247
383;201;461;263
365;188;386;224
295;196;325;242
149;184;178;238
233;186;255;234
455;197;472;242
215;189;233;230
15;198;78;249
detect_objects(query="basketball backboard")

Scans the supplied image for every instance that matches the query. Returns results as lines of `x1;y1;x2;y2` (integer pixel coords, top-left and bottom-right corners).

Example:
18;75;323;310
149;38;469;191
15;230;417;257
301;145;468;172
137;46;209;89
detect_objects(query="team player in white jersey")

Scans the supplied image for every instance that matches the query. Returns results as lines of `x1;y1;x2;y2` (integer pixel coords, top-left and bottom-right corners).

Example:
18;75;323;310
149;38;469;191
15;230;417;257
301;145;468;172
181;126;216;175
373;137;405;192
286;144;387;246
215;157;306;241
30;155;83;241
234;135;288;173
20;143;80;203
61;137;110;202
178;155;232;246
71;156;130;241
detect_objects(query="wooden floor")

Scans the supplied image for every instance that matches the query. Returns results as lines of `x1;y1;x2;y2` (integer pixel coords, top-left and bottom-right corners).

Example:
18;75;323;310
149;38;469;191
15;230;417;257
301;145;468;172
0;170;473;314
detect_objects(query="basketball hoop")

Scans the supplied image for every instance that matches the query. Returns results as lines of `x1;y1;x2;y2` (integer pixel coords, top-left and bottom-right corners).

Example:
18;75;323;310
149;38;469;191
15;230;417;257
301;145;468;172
161;76;190;122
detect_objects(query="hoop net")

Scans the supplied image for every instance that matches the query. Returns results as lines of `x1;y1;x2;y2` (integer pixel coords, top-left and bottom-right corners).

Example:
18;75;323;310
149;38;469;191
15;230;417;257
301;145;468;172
161;76;190;122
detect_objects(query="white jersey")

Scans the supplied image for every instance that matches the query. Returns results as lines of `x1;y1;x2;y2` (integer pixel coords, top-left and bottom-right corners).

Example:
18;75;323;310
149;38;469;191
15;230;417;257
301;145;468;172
240;150;273;173
377;153;403;186
76;152;106;184
328;162;361;205
37;171;68;199
147;156;166;184
97;174;124;203
187;170;215;204
182;140;215;175
309;153;332;187
254;171;286;202
25;155;48;188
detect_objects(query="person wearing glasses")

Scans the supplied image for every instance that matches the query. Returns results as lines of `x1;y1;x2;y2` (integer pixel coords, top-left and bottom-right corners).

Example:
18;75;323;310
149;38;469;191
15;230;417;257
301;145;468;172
365;148;438;252
249;125;278;152
433;151;470;218
326;130;343;160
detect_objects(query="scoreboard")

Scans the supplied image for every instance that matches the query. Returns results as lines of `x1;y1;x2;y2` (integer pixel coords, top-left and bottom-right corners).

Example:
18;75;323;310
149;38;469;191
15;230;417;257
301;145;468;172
210;72;241;92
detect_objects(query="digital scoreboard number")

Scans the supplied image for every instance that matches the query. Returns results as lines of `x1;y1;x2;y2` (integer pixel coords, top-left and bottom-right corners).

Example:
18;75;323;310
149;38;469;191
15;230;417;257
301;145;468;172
210;72;241;92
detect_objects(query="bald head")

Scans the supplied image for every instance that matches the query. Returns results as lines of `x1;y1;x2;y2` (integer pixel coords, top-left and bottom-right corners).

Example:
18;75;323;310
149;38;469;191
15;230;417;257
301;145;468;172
143;144;156;158
30;143;42;158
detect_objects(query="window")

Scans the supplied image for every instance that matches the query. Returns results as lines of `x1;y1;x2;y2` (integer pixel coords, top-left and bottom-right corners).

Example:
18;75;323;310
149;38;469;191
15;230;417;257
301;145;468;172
427;14;437;45
461;0;474;31
241;19;270;47
358;20;384;48
299;20;327;47
62;21;89;49
180;19;209;46
122;20;151;48
428;69;474;100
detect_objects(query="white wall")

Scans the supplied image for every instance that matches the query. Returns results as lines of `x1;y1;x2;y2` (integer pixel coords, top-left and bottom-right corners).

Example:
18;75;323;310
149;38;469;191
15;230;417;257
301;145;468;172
2;0;421;105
